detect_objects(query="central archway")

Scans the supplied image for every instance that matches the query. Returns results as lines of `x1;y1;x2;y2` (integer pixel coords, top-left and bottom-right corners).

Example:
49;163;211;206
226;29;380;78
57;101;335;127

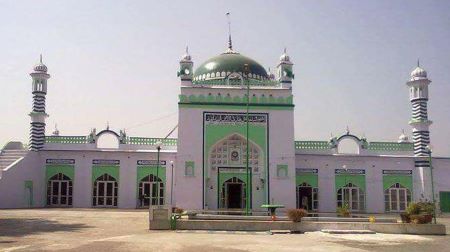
208;133;263;210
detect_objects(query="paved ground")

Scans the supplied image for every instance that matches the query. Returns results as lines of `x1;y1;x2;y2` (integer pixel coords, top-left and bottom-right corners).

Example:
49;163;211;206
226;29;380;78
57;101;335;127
0;209;449;252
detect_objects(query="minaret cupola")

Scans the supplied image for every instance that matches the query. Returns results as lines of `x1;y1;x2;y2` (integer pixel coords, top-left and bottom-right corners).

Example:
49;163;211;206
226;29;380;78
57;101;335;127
178;46;194;86
277;48;294;89
410;61;427;80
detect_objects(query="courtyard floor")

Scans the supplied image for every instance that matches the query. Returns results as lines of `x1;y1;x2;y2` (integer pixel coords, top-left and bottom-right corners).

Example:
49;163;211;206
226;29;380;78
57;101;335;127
0;209;449;252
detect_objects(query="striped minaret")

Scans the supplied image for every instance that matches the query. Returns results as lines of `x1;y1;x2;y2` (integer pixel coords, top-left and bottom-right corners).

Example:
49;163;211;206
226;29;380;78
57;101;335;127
407;60;432;199
29;55;50;151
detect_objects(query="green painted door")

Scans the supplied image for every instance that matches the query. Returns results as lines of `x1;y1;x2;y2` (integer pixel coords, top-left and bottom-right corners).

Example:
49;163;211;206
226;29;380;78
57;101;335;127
440;192;450;213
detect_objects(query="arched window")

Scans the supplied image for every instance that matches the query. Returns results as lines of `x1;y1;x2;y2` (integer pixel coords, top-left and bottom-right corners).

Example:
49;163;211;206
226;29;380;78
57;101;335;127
137;174;164;207
221;177;246;209
47;173;73;207
296;182;318;211
93;174;118;207
337;183;365;212
384;183;411;212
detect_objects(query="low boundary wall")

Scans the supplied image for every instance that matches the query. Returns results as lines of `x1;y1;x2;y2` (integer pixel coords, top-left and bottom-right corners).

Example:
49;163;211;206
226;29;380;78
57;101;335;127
175;219;446;235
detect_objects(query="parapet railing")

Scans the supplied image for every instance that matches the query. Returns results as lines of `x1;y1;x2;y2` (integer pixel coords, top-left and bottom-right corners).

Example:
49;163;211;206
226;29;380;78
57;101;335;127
295;141;330;150
367;142;414;152
126;137;178;146
45;136;89;144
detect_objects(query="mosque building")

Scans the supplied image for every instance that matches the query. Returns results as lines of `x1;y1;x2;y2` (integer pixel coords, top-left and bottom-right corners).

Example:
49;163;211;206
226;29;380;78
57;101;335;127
1;37;450;214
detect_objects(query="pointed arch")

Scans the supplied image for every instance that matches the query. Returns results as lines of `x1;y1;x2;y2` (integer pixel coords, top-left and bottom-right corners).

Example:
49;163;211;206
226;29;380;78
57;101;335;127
93;173;118;207
208;133;263;172
47;173;73;207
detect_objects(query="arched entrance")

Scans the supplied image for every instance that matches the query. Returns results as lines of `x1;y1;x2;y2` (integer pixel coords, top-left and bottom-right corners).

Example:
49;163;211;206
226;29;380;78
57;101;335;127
221;177;246;209
337;183;365;212
296;182;318;211
47;173;73;207
209;133;263;210
384;183;411;212
138;174;164;207
93;174;118;207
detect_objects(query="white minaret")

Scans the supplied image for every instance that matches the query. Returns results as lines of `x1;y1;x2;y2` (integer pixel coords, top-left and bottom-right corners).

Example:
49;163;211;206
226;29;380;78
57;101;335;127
29;55;50;151
277;48;294;89
178;46;193;86
407;60;432;199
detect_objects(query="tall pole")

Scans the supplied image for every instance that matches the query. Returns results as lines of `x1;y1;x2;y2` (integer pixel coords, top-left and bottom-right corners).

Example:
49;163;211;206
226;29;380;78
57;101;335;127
170;161;174;206
428;147;437;224
156;145;161;206
244;64;250;215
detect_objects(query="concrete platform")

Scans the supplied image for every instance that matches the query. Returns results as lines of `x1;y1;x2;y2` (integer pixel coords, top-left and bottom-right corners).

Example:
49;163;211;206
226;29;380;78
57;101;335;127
175;219;447;235
321;229;376;234
190;214;397;223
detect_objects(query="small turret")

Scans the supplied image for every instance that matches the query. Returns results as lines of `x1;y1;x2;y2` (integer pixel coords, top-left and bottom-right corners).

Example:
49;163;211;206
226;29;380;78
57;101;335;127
398;129;410;143
52;124;60;136
178;46;193;86
277;48;294;88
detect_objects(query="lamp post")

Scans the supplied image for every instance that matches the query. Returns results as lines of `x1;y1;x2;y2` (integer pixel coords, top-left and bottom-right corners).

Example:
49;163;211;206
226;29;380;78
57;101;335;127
170;160;174;206
342;165;348;208
155;141;162;206
426;145;437;224
244;64;251;215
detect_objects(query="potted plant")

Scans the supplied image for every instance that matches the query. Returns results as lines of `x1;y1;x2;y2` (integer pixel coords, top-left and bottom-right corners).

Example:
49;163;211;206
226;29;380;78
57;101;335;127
337;203;351;217
287;208;308;222
400;212;411;223
404;201;434;224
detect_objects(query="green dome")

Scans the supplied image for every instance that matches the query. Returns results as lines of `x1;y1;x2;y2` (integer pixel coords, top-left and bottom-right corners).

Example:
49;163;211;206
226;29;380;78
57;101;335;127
193;52;268;83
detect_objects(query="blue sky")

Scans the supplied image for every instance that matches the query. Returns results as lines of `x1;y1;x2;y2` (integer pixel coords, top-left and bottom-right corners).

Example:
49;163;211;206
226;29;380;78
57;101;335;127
1;0;449;156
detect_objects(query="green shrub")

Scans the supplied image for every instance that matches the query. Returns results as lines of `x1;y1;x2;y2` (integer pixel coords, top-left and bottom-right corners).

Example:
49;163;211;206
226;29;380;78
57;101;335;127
287;208;308;222
403;201;435;224
417;201;434;215
406;202;421;215
337;203;351;217
406;201;435;216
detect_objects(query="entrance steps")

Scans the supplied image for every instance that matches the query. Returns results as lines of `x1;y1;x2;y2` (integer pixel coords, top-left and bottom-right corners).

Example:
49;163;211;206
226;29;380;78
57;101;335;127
269;230;292;234
321;229;376;234
0;150;28;169
0;149;28;178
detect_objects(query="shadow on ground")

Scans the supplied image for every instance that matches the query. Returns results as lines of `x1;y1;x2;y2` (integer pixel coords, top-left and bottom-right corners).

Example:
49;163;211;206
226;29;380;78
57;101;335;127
0;218;92;237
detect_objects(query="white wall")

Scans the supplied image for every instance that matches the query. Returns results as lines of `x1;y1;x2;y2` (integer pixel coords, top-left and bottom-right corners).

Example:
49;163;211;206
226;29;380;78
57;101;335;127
295;154;417;213
0;152;45;208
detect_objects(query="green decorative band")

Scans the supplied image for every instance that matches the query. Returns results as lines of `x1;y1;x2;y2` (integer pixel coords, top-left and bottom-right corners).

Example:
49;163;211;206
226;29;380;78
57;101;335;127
45;136;88;144
295;141;330;150
127;137;177;146
193;78;279;86
295;140;413;152
179;94;293;105
179;103;294;111
367;142;413;151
